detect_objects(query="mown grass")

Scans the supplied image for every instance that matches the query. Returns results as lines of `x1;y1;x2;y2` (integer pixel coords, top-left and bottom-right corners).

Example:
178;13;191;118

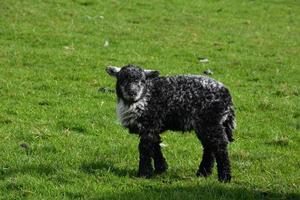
0;0;299;199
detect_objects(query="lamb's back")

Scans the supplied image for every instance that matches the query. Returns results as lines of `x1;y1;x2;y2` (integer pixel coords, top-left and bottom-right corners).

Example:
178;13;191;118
141;75;231;131
148;75;229;109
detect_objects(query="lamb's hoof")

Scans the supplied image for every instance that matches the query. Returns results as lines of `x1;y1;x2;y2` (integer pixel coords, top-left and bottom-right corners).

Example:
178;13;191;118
154;162;168;175
196;169;212;177
218;173;231;183
137;168;154;179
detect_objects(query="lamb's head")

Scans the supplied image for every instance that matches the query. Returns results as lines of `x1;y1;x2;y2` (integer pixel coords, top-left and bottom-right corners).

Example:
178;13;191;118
106;64;159;102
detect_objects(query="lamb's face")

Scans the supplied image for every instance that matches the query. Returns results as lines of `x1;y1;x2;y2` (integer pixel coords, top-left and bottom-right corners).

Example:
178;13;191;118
117;67;146;102
106;65;159;102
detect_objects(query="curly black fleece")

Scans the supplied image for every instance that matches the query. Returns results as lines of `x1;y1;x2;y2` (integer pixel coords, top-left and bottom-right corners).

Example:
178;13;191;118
107;64;236;182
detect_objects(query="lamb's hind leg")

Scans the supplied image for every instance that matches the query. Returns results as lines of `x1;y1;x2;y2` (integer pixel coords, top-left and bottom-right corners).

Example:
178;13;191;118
195;131;215;177
215;141;231;182
196;125;231;182
152;137;168;174
196;145;215;177
208;125;231;182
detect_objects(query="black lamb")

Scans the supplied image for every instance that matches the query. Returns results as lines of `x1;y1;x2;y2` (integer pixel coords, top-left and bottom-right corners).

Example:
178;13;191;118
106;64;236;182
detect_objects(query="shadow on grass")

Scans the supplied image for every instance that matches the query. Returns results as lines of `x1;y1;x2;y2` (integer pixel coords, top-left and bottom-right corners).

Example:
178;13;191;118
101;185;299;200
80;159;193;181
0;163;58;180
1;161;298;200
80;159;136;177
78;160;299;200
79;160;299;200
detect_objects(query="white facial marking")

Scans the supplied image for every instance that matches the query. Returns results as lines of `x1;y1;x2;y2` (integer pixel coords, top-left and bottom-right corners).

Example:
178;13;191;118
134;83;144;101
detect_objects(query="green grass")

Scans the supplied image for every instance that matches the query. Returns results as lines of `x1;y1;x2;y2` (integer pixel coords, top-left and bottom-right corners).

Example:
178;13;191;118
0;0;299;199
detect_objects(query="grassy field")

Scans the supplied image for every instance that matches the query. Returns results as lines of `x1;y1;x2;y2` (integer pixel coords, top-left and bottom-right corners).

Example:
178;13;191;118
0;0;299;199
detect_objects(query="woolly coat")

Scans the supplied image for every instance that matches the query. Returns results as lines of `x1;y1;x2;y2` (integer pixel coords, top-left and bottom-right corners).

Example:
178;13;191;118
116;75;235;142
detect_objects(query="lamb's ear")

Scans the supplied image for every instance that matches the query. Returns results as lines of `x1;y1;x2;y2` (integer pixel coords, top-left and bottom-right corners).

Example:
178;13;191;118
144;69;160;79
106;66;121;77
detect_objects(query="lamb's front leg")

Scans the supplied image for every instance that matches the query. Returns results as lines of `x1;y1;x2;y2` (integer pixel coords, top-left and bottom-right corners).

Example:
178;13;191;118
153;141;168;174
138;137;154;178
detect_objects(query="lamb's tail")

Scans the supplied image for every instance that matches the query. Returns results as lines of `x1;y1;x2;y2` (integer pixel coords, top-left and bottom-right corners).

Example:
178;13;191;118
223;105;236;142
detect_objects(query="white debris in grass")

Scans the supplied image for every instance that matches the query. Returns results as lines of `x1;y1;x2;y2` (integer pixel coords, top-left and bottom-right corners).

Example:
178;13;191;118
86;15;104;20
64;45;74;51
199;57;209;63
203;69;213;75
104;40;109;47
